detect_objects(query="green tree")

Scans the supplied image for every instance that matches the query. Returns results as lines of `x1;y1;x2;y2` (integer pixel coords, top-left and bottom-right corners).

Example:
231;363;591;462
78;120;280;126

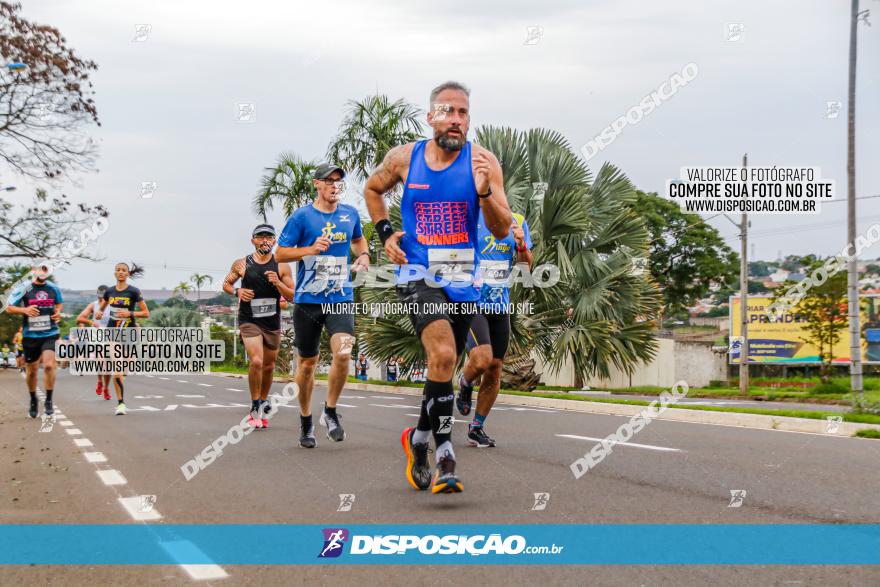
633;191;739;318
172;281;192;299
327;95;424;183
189;273;213;314
0;1;100;179
253;153;317;221
772;259;848;382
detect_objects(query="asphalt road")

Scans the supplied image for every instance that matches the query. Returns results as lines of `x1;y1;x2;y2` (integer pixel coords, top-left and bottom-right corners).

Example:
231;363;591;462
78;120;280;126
2;369;879;586
572;391;851;412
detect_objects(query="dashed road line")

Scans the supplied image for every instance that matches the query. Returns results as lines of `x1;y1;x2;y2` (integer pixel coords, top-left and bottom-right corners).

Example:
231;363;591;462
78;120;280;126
74;438;93;447
556;434;682;452
84;451;108;463
96;469;127;486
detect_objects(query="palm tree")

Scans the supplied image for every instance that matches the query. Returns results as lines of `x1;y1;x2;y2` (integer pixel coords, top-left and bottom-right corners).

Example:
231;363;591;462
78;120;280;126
189;273;213;315
252;153;318;221
327;95;424;182
173;281;192;299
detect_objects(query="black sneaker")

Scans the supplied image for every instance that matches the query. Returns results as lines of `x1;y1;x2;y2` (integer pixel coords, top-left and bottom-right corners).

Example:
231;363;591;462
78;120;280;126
401;426;432;490
28;396;38;419
431;450;463;494
44;399;54;417
299;424;317;449
319;403;345;442
467;425;496;448
456;374;473;416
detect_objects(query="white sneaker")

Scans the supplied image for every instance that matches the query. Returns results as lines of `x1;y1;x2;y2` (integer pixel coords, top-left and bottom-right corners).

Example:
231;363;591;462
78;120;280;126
115;402;127;416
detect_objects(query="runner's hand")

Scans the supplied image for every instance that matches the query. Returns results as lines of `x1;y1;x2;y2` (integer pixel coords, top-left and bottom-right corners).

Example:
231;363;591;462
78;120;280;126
95;311;103;320
512;222;525;246
312;236;332;254
237;288;255;302
472;151;491;195
24;306;40;317
383;231;407;264
116;309;131;319
352;253;370;273
264;271;280;286
51;309;62;322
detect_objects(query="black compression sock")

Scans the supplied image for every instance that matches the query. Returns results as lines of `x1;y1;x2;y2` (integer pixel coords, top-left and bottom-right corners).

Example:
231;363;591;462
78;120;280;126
324;405;336;417
251;399;261;411
424;379;454;448
300;414;313;430
45;389;53;401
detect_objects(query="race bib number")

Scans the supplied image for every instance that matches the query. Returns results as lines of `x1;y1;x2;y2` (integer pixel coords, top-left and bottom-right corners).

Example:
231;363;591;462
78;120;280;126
28;315;51;332
480;260;511;286
109;307;126;322
250;297;277;318
312;256;347;293
428;248;474;282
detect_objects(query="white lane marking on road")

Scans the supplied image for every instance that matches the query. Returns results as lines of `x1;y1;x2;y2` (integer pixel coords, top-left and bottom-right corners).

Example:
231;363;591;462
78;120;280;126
225;388;242;392
197;383;212;387
59;420;74;427
159;540;229;580
492;406;558;413
177;394;205;398
133;406;161;412
74;438;93;447
165;404;178;410
556;434;682;452
406;414;469;423
117;496;162;521
83;451;108;463
145;374;154;378
368;395;404;400
65;428;82;435
369;403;419;409
176;380;188;383
96;469;127;486
335;403;357;408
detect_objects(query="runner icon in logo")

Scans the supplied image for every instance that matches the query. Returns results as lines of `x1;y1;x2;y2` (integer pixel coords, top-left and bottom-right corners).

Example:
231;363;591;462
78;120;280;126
318;528;349;558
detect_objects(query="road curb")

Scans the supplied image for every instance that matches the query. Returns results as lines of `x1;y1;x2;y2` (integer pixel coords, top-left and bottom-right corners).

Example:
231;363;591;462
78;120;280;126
204;372;880;437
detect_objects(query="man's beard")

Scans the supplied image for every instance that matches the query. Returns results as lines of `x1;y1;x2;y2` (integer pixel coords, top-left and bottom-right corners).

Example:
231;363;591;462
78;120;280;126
436;130;465;151
256;244;273;255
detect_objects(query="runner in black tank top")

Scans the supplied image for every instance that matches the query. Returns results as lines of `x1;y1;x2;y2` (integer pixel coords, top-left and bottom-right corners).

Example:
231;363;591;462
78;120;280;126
223;224;295;429
238;254;282;332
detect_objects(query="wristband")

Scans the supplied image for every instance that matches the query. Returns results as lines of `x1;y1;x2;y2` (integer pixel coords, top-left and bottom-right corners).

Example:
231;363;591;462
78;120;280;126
477;186;493;199
358;252;369;258
376;219;395;244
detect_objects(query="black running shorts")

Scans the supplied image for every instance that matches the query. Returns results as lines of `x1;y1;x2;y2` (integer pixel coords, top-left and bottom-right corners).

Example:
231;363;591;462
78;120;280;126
22;335;58;364
396;280;476;357
292;303;355;359
465;311;511;360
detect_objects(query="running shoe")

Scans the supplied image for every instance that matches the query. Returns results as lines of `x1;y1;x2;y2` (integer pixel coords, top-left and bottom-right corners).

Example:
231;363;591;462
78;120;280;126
115;402;127;416
400;426;432;491
299;423;317;448
95;382;103;396
467;425;496;447
103;388;111;400
431;450;463;494
44;399;54;417
247;410;263;428
319;403;345;442
456;373;473;416
28;395;38;418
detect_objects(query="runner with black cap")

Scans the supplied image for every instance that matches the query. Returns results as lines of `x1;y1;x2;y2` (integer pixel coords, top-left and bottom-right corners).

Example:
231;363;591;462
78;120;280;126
276;162;369;448
76;284;112;400
223;224;294;428
4;263;63;418
364;81;512;494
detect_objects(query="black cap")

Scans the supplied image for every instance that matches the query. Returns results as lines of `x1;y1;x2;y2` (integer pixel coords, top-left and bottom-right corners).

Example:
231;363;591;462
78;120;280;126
314;162;346;180
252;223;276;237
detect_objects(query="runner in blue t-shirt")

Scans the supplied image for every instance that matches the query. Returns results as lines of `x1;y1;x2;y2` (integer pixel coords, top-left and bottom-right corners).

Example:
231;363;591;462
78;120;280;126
277;162;369;448
456;210;533;447
5;263;63;419
364;81;513;494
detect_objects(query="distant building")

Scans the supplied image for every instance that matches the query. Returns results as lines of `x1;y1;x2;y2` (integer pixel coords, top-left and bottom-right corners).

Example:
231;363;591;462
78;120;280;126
768;268;790;283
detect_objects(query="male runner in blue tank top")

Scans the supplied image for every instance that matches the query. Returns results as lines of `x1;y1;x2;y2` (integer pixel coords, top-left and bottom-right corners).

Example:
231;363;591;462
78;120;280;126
277;163;369;448
364;81;512;494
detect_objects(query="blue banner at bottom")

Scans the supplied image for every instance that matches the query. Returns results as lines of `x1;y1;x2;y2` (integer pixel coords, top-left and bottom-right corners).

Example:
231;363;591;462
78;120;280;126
1;525;878;565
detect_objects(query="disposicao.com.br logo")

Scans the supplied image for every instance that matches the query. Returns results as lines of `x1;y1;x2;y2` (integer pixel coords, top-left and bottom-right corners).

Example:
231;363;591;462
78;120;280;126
318;528;564;558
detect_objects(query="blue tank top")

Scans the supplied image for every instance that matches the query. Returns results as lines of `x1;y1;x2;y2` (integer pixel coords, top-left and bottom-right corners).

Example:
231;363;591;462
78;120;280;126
398;140;479;302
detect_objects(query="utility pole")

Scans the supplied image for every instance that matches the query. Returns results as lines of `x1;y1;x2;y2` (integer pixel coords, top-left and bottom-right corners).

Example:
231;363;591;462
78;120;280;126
846;0;864;397
739;153;749;396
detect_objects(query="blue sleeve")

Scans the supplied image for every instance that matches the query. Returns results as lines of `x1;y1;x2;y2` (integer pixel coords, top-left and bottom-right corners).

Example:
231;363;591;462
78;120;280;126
352;210;363;240
278;212;303;248
522;218;534;250
52;283;64;304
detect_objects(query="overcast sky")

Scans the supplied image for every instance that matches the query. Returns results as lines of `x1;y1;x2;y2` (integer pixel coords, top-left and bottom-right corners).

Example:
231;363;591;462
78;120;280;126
7;0;880;290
